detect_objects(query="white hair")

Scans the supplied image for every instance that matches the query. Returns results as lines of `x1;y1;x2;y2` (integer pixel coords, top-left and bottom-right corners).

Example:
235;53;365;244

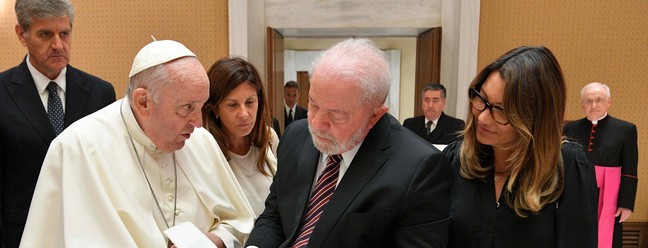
580;82;611;98
309;38;391;106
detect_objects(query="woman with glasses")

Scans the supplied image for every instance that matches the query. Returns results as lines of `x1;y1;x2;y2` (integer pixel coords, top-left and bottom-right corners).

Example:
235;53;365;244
202;57;279;217
443;46;598;247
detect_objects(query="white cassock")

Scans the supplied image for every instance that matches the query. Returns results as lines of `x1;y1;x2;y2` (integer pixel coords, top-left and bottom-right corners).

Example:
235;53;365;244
20;98;255;248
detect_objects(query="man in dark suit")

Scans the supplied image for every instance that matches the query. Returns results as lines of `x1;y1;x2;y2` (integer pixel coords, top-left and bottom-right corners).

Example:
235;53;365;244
246;38;453;248
283;80;307;130
0;1;115;247
563;82;638;248
403;83;464;145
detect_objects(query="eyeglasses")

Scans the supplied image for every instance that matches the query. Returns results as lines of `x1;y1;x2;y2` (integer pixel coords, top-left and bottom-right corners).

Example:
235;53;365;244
581;98;607;106
469;88;509;125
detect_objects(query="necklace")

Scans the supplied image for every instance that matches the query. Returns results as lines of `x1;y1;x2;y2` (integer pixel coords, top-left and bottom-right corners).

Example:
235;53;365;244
120;100;178;229
494;171;510;182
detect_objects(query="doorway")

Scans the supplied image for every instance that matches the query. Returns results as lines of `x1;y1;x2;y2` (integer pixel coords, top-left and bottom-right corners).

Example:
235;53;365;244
266;27;440;122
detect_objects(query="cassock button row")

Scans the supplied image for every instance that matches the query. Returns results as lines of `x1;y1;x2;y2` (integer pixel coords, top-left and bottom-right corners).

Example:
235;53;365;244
165;178;173;186
168;196;175;202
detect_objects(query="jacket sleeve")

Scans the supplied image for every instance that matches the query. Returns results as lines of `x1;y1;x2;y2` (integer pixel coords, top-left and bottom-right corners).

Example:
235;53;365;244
618;124;638;210
556;142;598;248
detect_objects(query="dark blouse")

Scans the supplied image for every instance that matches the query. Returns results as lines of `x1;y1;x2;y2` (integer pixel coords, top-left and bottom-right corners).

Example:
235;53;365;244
443;141;598;248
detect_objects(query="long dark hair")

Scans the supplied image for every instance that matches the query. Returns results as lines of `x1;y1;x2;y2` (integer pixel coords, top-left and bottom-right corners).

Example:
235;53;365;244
202;57;273;176
460;46;566;217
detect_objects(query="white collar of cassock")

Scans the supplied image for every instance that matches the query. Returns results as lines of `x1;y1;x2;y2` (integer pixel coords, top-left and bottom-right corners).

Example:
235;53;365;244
121;98;161;155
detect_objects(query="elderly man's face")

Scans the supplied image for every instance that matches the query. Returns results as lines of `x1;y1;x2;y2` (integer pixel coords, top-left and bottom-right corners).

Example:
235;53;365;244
307;73;383;155
581;86;611;121
16;16;72;79
144;59;209;152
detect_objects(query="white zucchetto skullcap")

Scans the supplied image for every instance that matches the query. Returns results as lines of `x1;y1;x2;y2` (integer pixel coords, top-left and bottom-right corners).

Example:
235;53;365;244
129;39;196;77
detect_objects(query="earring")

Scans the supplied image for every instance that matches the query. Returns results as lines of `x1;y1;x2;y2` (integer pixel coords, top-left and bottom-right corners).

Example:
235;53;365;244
215;115;220;120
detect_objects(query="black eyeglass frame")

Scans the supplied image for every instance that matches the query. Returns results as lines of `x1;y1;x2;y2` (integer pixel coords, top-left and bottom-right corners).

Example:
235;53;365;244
468;88;510;125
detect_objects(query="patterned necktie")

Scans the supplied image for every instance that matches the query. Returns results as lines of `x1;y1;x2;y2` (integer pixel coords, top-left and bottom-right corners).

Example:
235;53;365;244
292;154;342;248
47;81;64;135
426;121;435;135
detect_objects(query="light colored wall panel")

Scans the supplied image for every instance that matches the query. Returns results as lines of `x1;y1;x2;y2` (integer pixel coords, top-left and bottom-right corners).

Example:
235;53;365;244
266;0;441;28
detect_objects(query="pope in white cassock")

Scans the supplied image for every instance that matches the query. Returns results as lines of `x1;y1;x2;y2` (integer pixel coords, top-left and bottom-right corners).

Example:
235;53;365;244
20;40;255;247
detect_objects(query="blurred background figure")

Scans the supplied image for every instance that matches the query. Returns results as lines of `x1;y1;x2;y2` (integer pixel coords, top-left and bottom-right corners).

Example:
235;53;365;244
283;80;307;129
563;82;638;248
403;83;464;145
443;46;598;247
202;57;279;216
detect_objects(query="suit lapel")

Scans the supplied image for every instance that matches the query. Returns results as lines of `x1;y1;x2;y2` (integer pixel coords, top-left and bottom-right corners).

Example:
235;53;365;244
63;65;92;126
289;134;321;238
5;61;56;143
307;114;392;246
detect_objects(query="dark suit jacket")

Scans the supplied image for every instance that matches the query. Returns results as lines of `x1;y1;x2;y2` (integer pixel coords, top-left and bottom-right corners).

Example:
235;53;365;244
284;104;307;128
403;112;465;145
272;117;281;137
0;58;115;247
247;114;453;247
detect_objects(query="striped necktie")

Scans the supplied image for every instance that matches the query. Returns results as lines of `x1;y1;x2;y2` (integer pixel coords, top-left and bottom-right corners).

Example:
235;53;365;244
292;154;342;248
426;120;435;135
47;81;64;135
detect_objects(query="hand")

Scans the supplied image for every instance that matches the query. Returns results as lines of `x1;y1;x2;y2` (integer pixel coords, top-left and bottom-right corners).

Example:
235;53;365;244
615;207;633;223
169;233;225;248
205;232;226;248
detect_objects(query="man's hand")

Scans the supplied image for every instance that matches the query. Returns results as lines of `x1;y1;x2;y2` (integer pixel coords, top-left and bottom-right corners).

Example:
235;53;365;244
616;207;633;223
169;233;225;248
205;232;226;248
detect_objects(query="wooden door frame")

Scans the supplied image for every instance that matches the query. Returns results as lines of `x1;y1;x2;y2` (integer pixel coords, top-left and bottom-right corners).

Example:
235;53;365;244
266;27;285;133
296;71;310;108
414;27;442;117
267;27;442;122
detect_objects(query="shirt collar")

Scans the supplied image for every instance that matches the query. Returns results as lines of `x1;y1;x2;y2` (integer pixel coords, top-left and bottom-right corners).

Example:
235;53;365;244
425;116;440;126
590;112;608;125
26;54;67;95
323;140;364;167
284;102;295;113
